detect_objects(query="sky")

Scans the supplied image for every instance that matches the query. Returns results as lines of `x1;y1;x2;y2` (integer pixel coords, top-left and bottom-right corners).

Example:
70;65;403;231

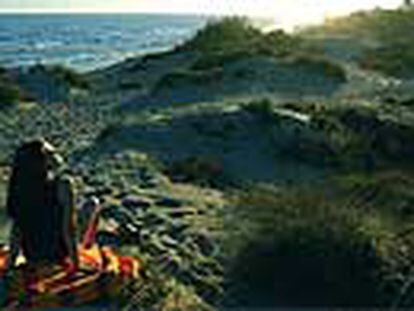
0;0;402;28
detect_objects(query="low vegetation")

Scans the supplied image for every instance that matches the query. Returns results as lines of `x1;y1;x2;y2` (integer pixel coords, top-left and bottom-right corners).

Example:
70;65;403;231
306;7;414;78
28;64;91;89
183;17;332;70
224;173;414;307
0;82;20;109
0;69;21;109
179;17;261;53
2;7;414;310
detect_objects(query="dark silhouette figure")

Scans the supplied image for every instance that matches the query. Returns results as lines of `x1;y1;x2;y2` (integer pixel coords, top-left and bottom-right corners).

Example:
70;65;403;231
6;140;78;268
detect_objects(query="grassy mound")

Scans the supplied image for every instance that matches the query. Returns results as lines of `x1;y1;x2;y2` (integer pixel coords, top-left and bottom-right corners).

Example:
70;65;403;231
92;16;347;106
146;17;346;102
181;17;303;58
182;17;330;70
180;17;261;53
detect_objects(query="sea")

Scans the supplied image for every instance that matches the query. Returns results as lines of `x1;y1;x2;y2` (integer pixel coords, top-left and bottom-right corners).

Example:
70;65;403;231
0;14;210;72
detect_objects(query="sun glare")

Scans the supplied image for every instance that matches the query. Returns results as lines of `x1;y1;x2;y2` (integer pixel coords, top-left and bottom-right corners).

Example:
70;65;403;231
240;0;401;30
0;0;402;29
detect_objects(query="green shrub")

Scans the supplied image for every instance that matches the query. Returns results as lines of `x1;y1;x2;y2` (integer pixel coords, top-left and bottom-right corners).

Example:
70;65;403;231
191;50;255;70
257;30;303;57
29;64;91;89
223;186;411;307
286;55;347;82
0;81;20;108
361;43;414;79
119;79;143;90
154;69;223;91
189;26;305;71
181;17;260;53
166;156;225;187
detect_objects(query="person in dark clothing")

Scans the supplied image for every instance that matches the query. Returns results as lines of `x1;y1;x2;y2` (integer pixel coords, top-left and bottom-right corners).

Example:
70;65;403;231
5;139;78;269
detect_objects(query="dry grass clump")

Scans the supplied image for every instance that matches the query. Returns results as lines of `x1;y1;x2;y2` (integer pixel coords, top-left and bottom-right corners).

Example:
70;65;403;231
222;178;414;308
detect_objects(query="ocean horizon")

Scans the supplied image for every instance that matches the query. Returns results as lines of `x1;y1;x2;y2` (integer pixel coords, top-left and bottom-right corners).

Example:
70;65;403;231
0;13;210;72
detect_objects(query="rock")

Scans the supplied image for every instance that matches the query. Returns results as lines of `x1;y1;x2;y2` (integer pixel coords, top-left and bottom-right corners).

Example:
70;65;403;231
160;234;180;249
96;231;121;248
199;259;223;276
176;241;199;259
100;205;144;238
125;222;141;233
144;236;168;257
91;186;113;197
175;268;222;303
191;265;211;279
139;169;160;188
120;230;142;245
139;229;152;241
140;178;159;189
168;208;198;218
155;197;183;208
114;191;129;200
195;279;222;304
158;253;182;276
192;233;215;257
122;195;152;211
101;205;134;225
100;204;120;220
151;224;170;235
132;208;145;219
167;222;189;241
120;217;144;233
143;212;169;227
139;168;155;181
176;268;197;286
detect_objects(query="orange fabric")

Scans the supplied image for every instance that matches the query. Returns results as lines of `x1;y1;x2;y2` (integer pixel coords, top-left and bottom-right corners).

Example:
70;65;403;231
0;249;8;272
0;245;141;279
78;244;104;270
0;245;141;308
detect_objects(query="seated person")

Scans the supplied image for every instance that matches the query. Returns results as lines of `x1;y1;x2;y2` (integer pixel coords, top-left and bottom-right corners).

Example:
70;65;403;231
6;139;78;270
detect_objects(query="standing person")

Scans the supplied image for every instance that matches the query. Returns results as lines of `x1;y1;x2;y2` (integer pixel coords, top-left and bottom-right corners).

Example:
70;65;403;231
5;139;78;270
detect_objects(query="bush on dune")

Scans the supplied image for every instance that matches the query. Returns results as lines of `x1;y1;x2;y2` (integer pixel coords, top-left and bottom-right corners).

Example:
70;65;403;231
332;106;414;163
0;68;21;108
146;17;347;96
28;64;91;89
190;29;304;70
223;184;413;308
191;50;255;71
0;81;21;109
257;30;303;57
361;43;414;79
180;17;260;54
287;54;347;82
154;69;223;91
166;156;225;187
273;101;414;168
186;18;310;69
